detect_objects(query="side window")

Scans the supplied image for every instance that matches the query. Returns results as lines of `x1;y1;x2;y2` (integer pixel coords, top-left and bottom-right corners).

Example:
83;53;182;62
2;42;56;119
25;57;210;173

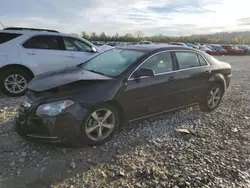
23;35;61;50
175;52;200;70
198;54;208;66
140;52;173;74
63;37;92;52
0;33;22;44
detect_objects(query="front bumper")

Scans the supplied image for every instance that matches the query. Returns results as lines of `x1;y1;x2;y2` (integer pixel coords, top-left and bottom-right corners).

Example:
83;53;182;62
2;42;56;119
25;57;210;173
15;102;88;143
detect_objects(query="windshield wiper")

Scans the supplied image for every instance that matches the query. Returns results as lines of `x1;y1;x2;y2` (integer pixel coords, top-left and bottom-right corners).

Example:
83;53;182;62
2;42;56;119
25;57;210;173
77;63;83;67
88;69;105;76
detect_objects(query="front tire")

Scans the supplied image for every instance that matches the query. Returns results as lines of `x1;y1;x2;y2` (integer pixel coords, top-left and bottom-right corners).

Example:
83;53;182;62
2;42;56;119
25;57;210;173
200;84;223;112
80;104;120;146
0;69;32;97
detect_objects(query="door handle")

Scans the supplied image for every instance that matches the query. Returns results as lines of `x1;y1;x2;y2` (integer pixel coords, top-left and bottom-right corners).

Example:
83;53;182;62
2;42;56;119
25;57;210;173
28;52;36;55
168;76;177;81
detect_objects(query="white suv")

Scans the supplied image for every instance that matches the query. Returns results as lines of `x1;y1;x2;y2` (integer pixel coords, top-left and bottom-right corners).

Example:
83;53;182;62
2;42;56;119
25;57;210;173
0;27;105;96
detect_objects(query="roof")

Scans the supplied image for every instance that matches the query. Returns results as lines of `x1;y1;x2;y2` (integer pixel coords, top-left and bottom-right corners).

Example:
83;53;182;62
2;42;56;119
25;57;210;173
0;28;82;38
116;44;195;52
3;27;59;33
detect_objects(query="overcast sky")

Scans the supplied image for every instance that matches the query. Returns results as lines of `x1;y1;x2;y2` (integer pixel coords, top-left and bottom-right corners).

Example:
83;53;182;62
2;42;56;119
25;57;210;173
1;0;250;36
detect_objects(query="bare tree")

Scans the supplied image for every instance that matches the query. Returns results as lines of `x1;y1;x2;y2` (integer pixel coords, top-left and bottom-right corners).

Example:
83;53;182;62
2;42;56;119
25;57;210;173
81;31;89;39
135;31;144;39
99;32;107;41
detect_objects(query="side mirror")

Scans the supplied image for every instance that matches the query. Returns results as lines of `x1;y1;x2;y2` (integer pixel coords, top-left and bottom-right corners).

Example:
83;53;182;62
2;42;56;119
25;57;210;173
134;68;155;78
91;46;97;53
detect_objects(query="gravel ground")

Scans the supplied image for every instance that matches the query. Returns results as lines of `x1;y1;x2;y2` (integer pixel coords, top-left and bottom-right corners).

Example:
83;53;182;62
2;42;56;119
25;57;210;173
0;56;250;188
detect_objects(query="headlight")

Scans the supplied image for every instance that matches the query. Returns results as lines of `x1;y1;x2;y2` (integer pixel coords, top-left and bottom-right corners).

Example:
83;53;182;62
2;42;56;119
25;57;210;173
36;100;74;116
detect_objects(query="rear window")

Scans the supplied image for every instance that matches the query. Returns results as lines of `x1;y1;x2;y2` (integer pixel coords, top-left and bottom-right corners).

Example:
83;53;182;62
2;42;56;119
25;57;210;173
175;52;200;69
22;35;61;50
0;32;22;44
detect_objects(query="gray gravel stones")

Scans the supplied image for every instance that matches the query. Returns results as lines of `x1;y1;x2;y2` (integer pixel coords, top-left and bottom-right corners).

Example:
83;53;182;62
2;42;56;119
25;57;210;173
0;56;250;188
70;162;76;169
20;152;27;157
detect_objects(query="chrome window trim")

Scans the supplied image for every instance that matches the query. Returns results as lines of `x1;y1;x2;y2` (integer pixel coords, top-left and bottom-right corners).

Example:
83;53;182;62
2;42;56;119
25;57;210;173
128;49;211;81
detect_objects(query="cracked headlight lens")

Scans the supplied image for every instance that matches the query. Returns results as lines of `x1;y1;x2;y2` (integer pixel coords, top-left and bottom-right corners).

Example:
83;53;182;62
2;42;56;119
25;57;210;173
36;100;74;116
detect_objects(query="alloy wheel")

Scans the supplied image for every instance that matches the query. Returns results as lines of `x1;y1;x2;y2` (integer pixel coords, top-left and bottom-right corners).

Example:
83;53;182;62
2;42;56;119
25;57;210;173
208;87;221;108
85;108;115;141
4;74;27;94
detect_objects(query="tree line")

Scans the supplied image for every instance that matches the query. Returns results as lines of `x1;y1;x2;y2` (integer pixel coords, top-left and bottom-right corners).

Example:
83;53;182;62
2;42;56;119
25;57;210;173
71;31;250;44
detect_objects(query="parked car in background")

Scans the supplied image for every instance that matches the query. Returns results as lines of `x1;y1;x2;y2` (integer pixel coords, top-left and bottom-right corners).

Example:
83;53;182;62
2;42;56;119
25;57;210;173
106;42;117;46
193;43;200;49
222;45;244;55
130;42;138;45
139;41;153;45
209;44;228;55
0;27;105;96
186;43;193;48
16;45;231;145
236;45;250;54
199;46;217;55
168;42;188;46
204;44;212;49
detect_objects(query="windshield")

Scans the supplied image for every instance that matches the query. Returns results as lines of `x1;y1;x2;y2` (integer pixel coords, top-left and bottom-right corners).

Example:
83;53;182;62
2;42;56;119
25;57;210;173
82;48;145;77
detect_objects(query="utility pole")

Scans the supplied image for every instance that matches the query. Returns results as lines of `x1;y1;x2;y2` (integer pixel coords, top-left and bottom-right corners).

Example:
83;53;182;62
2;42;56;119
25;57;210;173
0;22;5;29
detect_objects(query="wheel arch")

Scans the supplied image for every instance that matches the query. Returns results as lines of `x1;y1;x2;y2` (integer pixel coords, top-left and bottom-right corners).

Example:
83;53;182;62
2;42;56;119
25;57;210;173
90;100;126;126
208;73;226;95
106;100;126;125
0;64;35;79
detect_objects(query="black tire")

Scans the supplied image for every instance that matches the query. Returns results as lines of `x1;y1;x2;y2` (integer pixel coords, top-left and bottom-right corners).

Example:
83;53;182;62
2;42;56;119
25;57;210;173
0;69;32;97
200;83;223;112
80;104;120;146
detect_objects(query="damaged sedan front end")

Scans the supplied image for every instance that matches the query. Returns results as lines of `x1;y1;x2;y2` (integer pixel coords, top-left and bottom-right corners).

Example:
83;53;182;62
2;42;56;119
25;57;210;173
15;48;146;145
15;66;117;143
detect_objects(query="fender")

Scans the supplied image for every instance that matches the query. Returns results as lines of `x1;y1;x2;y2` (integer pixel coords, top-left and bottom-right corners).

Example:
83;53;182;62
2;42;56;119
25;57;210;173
208;73;226;94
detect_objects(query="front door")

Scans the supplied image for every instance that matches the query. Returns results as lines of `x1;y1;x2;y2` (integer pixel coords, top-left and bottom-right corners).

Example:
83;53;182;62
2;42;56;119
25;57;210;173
121;51;181;120
62;37;98;67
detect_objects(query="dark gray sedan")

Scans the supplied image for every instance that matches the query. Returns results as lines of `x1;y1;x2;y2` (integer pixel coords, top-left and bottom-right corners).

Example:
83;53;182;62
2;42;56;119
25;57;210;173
15;45;231;146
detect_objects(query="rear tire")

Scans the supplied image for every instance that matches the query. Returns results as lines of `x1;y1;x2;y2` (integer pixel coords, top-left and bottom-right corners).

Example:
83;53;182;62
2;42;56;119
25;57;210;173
0;69;32;97
200;84;223;112
80;104;120;146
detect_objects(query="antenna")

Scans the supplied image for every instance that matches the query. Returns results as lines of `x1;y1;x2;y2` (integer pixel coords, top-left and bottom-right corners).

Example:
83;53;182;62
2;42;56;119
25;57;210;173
0;22;5;29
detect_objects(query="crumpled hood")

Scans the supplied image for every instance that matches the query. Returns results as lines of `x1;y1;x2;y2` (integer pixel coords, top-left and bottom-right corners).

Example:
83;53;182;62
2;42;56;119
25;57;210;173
27;66;112;92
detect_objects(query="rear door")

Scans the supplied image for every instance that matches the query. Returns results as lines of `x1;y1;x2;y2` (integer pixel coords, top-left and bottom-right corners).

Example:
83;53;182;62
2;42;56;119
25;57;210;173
121;51;181;120
61;37;98;67
173;51;211;105
21;35;67;73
